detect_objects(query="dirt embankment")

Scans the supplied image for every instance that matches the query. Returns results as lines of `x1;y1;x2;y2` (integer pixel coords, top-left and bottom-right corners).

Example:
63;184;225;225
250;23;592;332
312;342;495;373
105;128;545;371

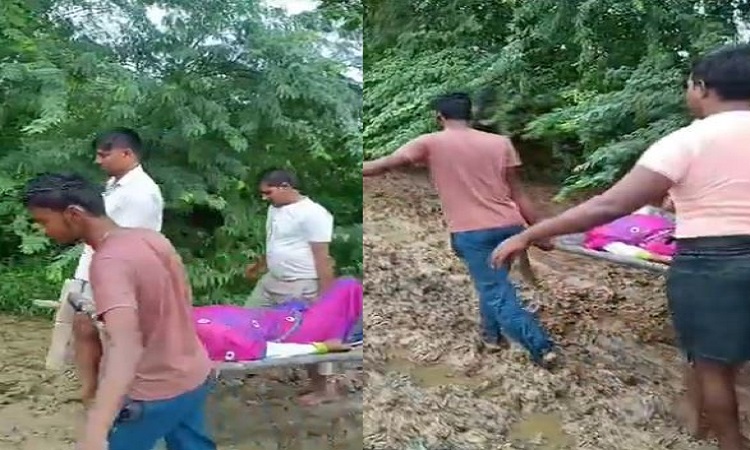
363;170;741;450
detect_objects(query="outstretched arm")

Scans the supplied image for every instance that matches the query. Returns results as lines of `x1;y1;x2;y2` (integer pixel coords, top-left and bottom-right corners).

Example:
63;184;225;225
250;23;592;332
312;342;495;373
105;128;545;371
490;128;689;269
520;166;673;243
363;136;428;176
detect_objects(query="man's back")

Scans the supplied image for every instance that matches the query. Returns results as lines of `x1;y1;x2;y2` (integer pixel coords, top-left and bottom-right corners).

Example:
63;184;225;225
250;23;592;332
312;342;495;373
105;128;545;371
90;228;211;401
422;128;525;232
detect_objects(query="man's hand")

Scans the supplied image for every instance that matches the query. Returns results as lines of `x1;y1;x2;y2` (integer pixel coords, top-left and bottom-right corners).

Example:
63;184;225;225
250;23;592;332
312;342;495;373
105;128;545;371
76;431;108;450
245;258;266;280
533;238;555;252
491;234;532;269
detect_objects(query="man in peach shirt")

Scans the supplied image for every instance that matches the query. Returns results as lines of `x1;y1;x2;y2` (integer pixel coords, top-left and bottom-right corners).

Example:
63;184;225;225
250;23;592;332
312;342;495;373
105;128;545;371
23;173;215;450
363;92;556;366
492;44;750;450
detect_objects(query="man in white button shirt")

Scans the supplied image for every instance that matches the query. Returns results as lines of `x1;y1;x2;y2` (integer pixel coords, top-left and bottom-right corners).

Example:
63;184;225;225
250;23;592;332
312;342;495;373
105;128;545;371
245;169;337;405
70;128;164;406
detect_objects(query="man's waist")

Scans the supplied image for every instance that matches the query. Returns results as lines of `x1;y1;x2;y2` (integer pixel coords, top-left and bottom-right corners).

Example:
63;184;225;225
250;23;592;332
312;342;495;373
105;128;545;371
266;270;319;282
447;217;526;233
441;204;524;232
266;258;318;278
128;360;212;401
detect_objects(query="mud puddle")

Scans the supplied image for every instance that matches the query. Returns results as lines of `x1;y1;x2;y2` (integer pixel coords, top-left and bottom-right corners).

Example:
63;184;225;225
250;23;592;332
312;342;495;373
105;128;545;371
383;355;481;389
509;413;572;449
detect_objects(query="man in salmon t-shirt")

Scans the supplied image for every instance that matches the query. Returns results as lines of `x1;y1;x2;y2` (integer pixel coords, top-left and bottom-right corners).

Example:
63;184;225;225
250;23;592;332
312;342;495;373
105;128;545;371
363;92;556;366
23;173;215;450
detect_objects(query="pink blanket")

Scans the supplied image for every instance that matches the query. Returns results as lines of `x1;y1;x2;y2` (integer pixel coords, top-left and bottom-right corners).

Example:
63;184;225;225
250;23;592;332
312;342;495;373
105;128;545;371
584;214;676;257
193;278;362;362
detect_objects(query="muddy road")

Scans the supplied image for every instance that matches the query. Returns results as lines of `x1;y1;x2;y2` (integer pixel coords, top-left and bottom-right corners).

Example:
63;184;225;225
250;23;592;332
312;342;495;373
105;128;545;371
362;170;744;450
0;317;361;449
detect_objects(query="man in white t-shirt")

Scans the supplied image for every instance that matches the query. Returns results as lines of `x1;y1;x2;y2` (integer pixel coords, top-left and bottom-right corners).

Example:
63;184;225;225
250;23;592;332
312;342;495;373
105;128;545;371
245;169;336;405
68;128;164;406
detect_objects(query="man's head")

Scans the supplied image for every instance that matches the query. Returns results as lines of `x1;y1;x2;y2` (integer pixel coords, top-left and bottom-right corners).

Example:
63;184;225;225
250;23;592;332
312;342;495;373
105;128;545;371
93;128;143;178
431;92;473;128
686;44;750;118
23;173;106;244
259;169;301;206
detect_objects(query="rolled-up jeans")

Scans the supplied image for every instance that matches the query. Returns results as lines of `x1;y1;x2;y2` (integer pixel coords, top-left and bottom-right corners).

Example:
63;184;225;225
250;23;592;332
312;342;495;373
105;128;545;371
451;225;554;362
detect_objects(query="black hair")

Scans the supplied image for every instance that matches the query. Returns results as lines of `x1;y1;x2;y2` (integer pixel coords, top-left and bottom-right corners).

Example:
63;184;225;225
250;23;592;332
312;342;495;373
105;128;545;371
92;127;143;157
691;43;750;101
23;172;106;216
259;169;300;189
431;92;473;121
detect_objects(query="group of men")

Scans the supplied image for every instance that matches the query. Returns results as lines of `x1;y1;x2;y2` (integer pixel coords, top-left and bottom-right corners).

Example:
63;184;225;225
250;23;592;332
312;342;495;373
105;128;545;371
365;43;750;450
25;128;337;450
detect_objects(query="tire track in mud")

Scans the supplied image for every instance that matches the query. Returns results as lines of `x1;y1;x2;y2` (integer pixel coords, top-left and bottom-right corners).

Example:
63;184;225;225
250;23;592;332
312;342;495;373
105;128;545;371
363;170;728;450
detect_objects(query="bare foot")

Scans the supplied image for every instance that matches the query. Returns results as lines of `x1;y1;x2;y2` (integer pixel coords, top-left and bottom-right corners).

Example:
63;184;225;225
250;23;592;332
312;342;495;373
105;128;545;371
675;396;708;440
321;340;351;352
298;383;342;406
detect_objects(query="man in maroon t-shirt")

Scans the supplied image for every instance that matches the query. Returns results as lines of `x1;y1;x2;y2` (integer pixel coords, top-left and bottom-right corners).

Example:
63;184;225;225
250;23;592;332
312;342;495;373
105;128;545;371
23;173;215;450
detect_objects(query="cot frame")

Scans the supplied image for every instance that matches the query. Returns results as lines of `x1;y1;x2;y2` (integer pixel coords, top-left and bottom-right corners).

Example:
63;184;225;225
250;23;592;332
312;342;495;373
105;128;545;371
32;297;364;377
552;234;669;274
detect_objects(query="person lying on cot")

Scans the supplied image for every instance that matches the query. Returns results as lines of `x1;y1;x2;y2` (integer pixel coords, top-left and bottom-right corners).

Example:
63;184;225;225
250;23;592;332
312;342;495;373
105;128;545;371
194;277;363;363
583;203;676;264
23;173;216;450
491;44;750;450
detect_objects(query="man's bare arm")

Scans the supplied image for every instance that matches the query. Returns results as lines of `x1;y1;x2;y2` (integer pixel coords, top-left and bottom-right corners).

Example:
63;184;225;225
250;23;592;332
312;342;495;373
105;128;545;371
72;316;103;406
507;167;544;226
363;137;428;176
85;307;143;444
310;242;335;294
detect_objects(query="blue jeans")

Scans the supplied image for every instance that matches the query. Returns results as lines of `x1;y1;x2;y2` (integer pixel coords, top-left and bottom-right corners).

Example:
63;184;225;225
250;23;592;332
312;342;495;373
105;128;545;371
108;379;216;450
451;226;554;362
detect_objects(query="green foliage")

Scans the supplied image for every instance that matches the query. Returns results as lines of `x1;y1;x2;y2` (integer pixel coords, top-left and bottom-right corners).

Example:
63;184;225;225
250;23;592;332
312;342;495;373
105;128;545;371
0;0;362;315
332;223;363;276
319;0;362;33
365;0;749;195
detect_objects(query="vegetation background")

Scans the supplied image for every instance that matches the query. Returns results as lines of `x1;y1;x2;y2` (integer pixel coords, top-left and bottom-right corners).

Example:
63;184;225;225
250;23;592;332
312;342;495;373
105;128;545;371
364;0;749;191
0;0;363;315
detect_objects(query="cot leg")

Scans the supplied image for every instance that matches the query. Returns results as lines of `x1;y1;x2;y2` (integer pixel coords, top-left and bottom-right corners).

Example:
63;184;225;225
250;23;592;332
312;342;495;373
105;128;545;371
45;280;75;371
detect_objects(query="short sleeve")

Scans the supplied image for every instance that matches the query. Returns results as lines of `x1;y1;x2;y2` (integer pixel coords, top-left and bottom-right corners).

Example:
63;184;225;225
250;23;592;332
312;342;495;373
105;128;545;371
505;138;522;167
637;130;692;183
89;256;138;319
302;207;334;243
393;135;430;164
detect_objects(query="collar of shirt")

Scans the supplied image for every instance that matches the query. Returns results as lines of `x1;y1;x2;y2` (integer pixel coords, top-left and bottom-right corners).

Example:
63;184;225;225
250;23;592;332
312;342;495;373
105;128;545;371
106;165;146;192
